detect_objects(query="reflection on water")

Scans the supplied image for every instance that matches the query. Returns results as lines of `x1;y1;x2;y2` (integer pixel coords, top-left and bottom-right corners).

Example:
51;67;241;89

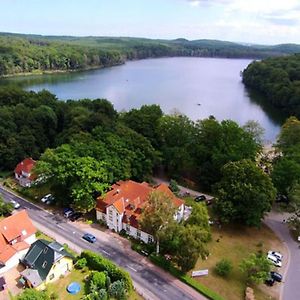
0;57;286;142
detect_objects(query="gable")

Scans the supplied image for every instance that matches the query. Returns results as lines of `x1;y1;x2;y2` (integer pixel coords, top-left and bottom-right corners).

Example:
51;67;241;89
0;210;36;242
22;239;74;281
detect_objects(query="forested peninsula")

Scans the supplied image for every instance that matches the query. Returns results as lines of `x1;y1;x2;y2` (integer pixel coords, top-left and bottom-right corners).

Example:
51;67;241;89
243;54;300;118
2;32;300;76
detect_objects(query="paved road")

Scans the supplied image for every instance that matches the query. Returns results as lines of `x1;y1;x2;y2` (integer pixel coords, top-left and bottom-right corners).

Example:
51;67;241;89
0;185;204;300
265;211;300;300
153;177;214;201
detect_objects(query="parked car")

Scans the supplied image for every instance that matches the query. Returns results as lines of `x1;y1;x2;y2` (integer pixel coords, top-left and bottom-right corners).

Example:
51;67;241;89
270;271;282;282
267;253;282;267
195;195;206;202
10;200;21;209
268;250;283;261
63;208;74;218
265;277;275;286
82;233;97;243
41;194;55;204
275;194;289;203
69;212;82;222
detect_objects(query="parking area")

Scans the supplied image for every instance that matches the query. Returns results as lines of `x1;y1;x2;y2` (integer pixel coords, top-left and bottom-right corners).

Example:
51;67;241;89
0;264;25;300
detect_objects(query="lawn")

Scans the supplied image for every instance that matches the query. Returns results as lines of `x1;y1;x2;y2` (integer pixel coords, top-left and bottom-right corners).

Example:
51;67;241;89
46;268;142;300
191;224;285;300
46;268;88;300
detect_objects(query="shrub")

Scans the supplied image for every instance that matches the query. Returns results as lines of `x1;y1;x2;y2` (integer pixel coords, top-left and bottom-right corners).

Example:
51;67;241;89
169;179;180;194
109;280;126;300
98;289;108;300
214;259;233;277
81;250;133;293
90;271;106;290
150;254;225;300
119;229;127;237
75;257;87;269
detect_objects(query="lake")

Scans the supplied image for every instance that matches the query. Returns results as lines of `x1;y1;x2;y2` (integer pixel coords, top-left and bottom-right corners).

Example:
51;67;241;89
1;57;285;142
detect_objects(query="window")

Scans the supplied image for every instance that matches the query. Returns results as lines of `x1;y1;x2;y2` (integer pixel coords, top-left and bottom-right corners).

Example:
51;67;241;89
42;261;47;268
21;229;27;236
49;274;54;280
126;224;130;232
109;210;113;222
137;230;141;239
148;235;153;243
43;247;48;254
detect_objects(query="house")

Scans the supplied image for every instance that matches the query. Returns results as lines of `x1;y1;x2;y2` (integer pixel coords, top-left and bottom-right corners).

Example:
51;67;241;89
20;239;73;290
0;210;37;274
96;180;185;244
14;158;36;187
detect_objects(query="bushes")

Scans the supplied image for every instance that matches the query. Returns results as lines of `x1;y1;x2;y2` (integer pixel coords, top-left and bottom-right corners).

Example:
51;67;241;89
75;257;87;269
214;259;233;277
81;250;133;293
109;280;127;300
149;254;225;300
90;271;106;290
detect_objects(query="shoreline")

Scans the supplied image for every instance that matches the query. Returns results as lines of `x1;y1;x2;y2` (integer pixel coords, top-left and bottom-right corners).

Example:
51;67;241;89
0;55;257;79
0;62;125;79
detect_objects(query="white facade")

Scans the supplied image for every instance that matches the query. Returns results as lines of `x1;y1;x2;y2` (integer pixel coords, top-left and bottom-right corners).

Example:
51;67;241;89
96;204;184;244
174;204;184;222
0;248;29;274
0;234;36;274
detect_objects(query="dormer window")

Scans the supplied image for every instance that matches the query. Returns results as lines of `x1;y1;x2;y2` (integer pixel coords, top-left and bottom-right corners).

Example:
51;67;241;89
22;229;27;236
42;261;47;268
44;247;48;254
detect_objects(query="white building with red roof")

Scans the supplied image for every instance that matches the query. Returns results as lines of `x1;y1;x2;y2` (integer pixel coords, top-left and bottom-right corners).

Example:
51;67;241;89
14;158;36;187
96;180;185;244
0;210;37;274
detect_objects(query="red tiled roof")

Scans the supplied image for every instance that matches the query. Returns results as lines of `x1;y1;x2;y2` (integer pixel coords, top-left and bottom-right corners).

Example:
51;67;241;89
97;180;184;229
11;241;30;252
14;158;36;176
0;244;17;264
0;210;36;243
0;210;35;264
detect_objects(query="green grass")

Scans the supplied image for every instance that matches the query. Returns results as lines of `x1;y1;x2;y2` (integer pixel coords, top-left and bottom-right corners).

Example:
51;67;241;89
191;224;283;300
46;268;88;300
46;268;142;300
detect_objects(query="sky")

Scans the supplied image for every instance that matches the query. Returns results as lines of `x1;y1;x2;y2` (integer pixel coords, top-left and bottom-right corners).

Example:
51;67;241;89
1;0;300;45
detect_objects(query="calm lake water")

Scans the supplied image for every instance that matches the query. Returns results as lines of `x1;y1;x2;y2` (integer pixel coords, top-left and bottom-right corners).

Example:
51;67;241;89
1;57;286;142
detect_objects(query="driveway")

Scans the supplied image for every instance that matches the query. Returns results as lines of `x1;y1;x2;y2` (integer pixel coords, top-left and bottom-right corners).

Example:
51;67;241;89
0;264;25;300
0;185;205;300
265;211;300;300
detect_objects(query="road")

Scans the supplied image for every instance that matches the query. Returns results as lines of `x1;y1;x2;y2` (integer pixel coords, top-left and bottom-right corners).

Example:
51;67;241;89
265;211;300;300
0;185;204;300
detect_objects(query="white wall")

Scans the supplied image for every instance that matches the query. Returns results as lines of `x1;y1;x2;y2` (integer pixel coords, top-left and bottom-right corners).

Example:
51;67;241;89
106;206;123;232
24;234;36;245
0;248;29;274
123;223;153;244
175;204;185;222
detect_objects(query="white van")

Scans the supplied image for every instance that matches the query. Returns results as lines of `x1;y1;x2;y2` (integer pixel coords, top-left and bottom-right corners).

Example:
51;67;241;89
267;253;282;267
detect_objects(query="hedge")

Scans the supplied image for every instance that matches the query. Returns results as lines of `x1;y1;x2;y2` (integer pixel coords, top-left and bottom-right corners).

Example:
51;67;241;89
149;254;225;300
81;250;133;293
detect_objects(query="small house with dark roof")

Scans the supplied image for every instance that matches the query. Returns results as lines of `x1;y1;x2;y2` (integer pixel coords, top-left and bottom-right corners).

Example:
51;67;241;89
20;239;73;290
96;180;185;244
14;158;37;187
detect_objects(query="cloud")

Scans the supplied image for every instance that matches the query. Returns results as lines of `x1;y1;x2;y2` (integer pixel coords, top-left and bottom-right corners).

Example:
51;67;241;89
187;0;229;7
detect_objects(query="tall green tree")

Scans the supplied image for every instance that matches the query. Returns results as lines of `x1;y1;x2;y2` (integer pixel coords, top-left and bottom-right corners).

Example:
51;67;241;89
139;191;176;241
240;253;271;284
214;159;276;226
36;145;110;212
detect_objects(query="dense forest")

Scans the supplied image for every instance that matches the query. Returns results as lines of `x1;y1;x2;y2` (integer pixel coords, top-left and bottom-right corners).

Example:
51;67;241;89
0;86;262;210
243;54;300;118
1;32;300;76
